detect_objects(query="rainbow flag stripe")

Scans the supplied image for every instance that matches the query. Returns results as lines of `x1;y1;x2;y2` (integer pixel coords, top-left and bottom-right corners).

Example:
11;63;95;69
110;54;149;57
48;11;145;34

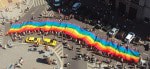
7;21;140;63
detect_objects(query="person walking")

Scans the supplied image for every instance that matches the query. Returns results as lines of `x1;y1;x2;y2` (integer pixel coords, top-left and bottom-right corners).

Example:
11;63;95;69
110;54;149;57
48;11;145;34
3;44;7;49
44;45;49;51
19;57;24;65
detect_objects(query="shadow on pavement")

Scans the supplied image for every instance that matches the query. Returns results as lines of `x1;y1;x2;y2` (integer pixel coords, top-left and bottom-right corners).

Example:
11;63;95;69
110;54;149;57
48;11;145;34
36;58;48;64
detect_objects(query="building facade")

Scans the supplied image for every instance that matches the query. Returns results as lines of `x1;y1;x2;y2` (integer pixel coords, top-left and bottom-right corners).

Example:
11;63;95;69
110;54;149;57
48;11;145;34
112;0;150;22
77;0;149;39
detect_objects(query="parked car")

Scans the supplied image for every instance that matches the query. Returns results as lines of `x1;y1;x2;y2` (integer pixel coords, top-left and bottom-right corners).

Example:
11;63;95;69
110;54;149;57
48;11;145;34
43;38;51;45
102;25;111;32
107;28;119;37
49;39;57;46
72;2;81;11
25;37;41;43
124;32;135;43
43;38;57;47
61;7;72;15
53;0;62;7
115;31;126;40
94;23;103;29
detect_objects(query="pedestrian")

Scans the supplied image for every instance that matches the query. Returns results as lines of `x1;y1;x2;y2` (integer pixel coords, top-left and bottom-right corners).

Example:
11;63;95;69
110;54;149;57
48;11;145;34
63;40;67;46
7;42;12;48
66;62;71;67
42;35;44;39
140;57;146;66
34;42;39;47
67;44;71;50
52;59;57;65
19;57;23;65
2;21;5;25
57;31;60;37
58;18;62;22
31;15;34;20
46;57;52;65
63;54;68;58
27;7;29;11
3;44;7;49
78;40;81;45
0;43;2;48
71;45;74;50
15;62;22;68
44;45;49;51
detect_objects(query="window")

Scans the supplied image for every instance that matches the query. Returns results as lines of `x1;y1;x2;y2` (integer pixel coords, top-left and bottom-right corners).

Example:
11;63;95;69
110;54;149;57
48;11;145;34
144;17;150;24
128;7;137;20
131;0;139;4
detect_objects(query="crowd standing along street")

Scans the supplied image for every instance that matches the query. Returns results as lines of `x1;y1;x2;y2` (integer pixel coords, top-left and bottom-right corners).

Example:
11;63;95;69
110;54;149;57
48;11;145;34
0;0;150;69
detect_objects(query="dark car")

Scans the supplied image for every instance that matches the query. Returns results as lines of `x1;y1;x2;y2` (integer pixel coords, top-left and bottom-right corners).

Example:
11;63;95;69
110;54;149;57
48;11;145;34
61;7;72;15
102;25;112;32
115;31;126;40
72;2;81;11
94;23;103;29
53;0;62;7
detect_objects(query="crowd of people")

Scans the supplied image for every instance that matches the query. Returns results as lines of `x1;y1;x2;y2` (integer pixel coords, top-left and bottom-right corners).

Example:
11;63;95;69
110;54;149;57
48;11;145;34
3;7;149;67
5;19;150;69
3;1;149;68
8;57;24;69
61;34;150;69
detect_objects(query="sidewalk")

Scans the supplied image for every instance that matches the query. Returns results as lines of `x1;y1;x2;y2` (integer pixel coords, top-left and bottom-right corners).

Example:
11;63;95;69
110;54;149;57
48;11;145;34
0;0;34;23
0;24;5;45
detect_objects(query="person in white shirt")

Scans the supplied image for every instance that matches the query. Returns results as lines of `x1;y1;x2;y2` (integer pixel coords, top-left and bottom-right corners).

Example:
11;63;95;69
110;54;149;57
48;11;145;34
19;57;23;65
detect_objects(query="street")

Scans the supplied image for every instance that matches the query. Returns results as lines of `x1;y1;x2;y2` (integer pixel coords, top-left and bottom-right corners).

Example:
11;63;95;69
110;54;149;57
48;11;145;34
0;0;150;69
20;5;46;22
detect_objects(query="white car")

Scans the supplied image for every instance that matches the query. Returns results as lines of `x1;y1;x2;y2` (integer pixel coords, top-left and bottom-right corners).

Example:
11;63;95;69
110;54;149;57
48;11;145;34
72;2;81;11
108;28;119;37
124;32;135;43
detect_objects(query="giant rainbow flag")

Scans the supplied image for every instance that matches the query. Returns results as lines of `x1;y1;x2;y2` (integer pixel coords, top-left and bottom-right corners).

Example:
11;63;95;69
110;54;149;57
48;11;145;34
7;21;140;63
